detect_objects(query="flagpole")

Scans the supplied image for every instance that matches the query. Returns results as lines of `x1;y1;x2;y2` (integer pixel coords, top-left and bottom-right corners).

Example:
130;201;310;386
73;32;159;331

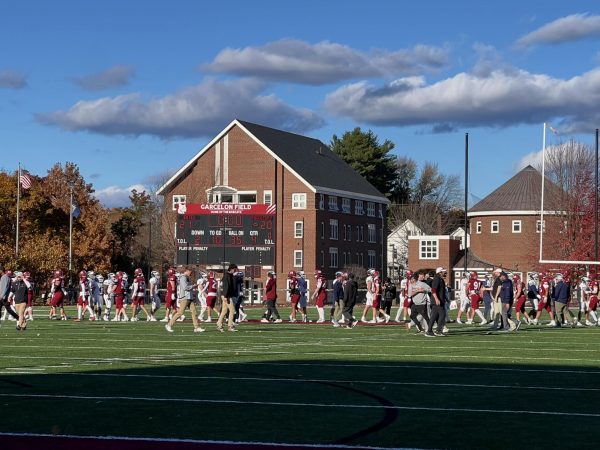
69;183;74;277
16;162;21;257
539;123;546;263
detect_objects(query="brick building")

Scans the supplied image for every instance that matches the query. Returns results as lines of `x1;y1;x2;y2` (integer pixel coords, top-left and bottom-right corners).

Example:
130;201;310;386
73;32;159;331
407;165;563;295
157;119;389;287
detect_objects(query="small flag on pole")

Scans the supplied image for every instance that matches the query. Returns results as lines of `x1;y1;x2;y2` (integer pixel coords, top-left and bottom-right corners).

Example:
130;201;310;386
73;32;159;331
20;171;32;190
548;124;558;135
71;201;81;219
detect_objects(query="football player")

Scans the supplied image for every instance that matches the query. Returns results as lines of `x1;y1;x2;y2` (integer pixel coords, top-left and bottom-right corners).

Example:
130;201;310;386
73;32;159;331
103;273;115;321
456;272;471;324
512;274;531;325
204;271;220;322
466;272;487;325
89;271;103;320
75;270;95;321
531;275;555;326
588;275;599;325
312;269;328;323
23;271;34;321
130;268;150;321
111;272;129;322
360;269;375;323
49;269;68;320
161;267;177;322
297;271;310;322
196;271;208;321
288;270;301;323
148;270;160;321
395;271;411;323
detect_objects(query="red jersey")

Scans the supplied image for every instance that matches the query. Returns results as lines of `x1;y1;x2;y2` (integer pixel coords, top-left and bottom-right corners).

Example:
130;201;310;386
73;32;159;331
289;277;299;294
134;275;146;297
51;277;64;293
206;278;218;299
265;278;277;300
467;279;481;294
373;277;382;299
113;279;124;296
166;275;176;300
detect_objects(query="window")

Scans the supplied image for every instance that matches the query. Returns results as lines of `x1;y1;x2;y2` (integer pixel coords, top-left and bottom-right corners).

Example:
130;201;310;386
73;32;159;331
342;198;351;213
263;190;272;205
238;191;257;204
347;252;351;265
328;195;338;211
476;221;482;234
360;226;364;242
356;225;360;242
294;221;303;238
536;220;545;233
343;251;347;267
292;193;306;209
512;220;522;233
330;248;338;268
321;251;325;268
294;250;303;268
342;224;347;241
491;221;499;233
355;200;364;215
330;219;338;240
367;202;376;217
348;226;352;241
318;193;324;210
368;224;376;243
419;239;438;259
172;194;186;211
368;250;376;268
321;222;325;239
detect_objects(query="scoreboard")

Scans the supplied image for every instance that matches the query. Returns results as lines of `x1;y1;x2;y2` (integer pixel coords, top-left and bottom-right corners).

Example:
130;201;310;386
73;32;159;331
176;203;276;266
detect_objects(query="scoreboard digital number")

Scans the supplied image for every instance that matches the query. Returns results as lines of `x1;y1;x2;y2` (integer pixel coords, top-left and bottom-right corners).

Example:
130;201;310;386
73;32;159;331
176;203;276;266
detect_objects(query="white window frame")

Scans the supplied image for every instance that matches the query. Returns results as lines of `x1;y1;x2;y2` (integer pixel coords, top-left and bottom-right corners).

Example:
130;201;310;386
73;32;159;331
329;247;338;268
368;250;376;268
172;194;187;211
328;195;338;211
367;202;376;217
293;250;303;268
536;220;545;233
263;190;272;205
476;221;482;234
237;190;257;204
294;221;303;238
512;220;522;233
330;219;339;240
491;221;499;234
342;198;351;214
292;193;307;209
419;239;439;259
355;200;364;215
368;224;376;243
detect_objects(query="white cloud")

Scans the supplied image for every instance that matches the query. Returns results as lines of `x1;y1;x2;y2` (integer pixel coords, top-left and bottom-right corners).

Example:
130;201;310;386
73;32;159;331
95;184;147;208
71;65;135;91
0;69;27;89
515;13;600;47
37;77;325;139
324;65;600;133
201;39;449;84
515;149;543;172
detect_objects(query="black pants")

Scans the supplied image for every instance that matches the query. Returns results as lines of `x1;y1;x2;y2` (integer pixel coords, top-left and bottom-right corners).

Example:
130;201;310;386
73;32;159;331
410;304;430;331
0;299;19;319
342;299;356;324
382;299;393;315
427;303;446;333
265;300;280;320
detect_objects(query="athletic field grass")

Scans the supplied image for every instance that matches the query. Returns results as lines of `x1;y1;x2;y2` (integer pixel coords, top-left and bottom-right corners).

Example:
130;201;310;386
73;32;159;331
1;306;599;449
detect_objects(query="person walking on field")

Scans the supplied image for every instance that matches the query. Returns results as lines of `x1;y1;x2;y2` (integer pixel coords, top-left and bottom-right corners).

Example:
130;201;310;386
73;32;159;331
217;264;238;332
341;273;358;328
165;267;204;333
425;267;448;337
261;271;282;323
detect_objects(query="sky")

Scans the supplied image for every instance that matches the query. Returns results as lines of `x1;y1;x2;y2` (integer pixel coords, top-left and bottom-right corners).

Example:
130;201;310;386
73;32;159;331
2;0;600;207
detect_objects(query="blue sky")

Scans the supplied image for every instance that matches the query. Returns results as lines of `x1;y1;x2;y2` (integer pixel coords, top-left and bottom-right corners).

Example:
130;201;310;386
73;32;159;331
1;0;600;207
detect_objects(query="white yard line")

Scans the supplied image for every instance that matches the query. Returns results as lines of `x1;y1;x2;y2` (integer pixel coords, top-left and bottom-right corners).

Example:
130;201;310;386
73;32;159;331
0;393;598;417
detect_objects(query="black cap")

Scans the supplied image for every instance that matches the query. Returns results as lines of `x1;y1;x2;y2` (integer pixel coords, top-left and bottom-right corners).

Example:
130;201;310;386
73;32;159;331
228;263;238;271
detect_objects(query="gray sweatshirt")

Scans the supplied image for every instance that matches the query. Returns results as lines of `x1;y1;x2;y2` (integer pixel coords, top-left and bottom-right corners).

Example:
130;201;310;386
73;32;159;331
410;281;432;306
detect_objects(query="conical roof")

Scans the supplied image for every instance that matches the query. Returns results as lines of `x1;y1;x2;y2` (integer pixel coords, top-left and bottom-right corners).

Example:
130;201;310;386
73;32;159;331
469;165;563;214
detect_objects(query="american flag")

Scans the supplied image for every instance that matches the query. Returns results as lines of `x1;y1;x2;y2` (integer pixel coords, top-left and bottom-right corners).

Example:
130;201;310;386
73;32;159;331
20;171;32;190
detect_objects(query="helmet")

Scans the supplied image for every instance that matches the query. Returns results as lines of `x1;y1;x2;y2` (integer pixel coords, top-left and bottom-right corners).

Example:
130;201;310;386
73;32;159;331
87;270;95;278
79;270;87;279
116;272;123;280
122;273;129;280
335;271;343;278
198;271;207;280
167;267;175;276
134;268;143;277
54;270;63;278
108;272;116;282
298;271;305;278
314;269;322;278
207;271;215;279
372;270;379;278
96;274;104;283
367;268;375;276
512;274;521;282
470;271;478;279
151;270;160;279
23;271;31;280
405;270;413;278
582;276;590;283
288;270;297;279
268;271;276;277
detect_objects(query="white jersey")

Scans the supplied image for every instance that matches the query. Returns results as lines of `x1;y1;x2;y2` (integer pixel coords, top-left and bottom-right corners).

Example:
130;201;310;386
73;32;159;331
197;278;208;300
399;279;408;300
459;277;469;302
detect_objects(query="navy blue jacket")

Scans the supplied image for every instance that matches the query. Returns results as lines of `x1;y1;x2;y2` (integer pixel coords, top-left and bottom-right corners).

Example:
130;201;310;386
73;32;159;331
499;279;514;304
552;281;569;304
333;280;344;301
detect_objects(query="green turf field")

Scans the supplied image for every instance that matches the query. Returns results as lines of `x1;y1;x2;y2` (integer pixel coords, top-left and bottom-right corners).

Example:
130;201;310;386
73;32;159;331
1;306;599;449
